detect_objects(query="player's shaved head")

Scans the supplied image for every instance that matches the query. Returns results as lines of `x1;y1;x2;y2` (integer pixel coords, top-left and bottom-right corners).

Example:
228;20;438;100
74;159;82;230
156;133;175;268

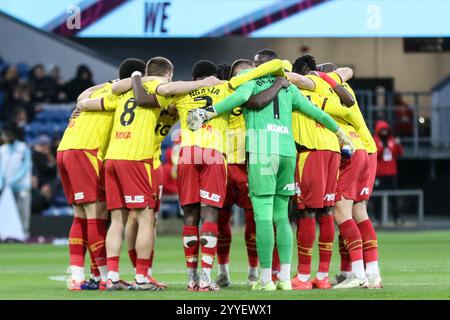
146;56;174;78
230;59;254;78
192;60;218;80
253;48;278;67
317;62;338;73
293;55;317;75
118;58;146;80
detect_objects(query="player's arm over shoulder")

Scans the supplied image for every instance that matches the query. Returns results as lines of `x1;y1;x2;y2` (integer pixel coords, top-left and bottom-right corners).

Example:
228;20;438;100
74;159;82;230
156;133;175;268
132;75;162;108
76;97;104;111
286;72;315;90
155;76;223;96
213;80;256;115
332;67;353;83
246;76;290;109
77;82;110;101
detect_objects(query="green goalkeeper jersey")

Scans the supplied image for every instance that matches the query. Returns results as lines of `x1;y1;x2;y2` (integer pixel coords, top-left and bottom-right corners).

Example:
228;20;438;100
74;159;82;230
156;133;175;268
214;74;339;158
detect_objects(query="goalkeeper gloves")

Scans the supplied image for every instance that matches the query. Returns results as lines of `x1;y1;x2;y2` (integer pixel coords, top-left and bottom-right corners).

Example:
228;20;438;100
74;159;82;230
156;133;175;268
335;127;354;158
187;105;218;131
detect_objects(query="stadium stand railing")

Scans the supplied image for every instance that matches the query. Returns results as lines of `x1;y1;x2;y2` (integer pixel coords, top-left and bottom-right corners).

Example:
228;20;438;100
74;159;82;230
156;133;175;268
356;90;450;158
371;189;424;226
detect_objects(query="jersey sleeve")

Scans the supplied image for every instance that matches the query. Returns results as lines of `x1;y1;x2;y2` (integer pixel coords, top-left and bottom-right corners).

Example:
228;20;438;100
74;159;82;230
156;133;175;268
103;93;118;111
291;85;339;133
142;80;173;109
228;59;285;89
328;72;343;84
143;80;160;94
156;94;175;109
306;74;333;95
214;81;256;114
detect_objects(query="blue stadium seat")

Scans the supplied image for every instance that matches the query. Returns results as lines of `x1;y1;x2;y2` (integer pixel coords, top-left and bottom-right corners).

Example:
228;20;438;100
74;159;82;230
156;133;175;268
42;206;73;216
16;62;29;80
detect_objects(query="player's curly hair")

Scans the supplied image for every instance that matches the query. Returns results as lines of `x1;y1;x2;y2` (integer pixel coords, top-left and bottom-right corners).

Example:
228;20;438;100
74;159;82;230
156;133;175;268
192;60;218;80
217;64;231;81
292;55;317;75
118;58;146;80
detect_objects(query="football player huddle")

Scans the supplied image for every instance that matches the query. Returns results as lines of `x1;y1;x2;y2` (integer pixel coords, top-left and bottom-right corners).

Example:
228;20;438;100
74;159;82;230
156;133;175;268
58;48;382;293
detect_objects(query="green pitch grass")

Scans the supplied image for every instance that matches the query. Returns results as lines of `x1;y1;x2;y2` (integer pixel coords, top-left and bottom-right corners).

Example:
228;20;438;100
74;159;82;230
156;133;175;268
1;230;449;300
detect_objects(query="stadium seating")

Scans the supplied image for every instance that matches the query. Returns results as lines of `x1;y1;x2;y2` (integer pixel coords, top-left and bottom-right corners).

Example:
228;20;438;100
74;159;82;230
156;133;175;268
15;62;29;80
25;106;73;215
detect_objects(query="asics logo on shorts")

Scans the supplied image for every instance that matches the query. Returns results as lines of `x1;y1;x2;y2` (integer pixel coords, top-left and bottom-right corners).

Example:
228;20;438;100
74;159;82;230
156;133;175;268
360;188;370;196
283;183;295;191
324;193;335;201
200;190;221;203
124;195;145;203
74;192;84;200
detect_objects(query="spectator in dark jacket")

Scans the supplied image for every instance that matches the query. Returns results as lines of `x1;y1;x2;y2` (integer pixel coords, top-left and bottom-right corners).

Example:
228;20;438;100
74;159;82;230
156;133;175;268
31;135;57;214
373;120;404;224
46;64;67;102
64;65;94;101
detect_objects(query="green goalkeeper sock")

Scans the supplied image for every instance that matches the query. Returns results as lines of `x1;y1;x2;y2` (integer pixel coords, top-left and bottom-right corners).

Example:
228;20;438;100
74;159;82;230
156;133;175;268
273;194;293;265
250;194;275;269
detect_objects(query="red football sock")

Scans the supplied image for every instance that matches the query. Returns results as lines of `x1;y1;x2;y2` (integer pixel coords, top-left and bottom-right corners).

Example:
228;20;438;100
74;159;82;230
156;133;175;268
338;234;352;272
69;217;87;267
149;250;154;269
200;221;218;269
87;219;107;268
357;219;378;263
136;258;151;276
128;249;137;269
217;209;232;265
88;249;100;277
338;219;363;263
297;217;316;275
107;256;119;273
182;225;199;269
317;215;334;273
244;209;258;268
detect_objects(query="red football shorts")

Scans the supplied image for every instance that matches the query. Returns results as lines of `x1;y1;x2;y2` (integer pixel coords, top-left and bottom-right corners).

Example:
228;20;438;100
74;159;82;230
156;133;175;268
177;146;227;208
336;150;370;202
154;164;164;212
355;151;378;202
295;150;340;209
223;163;252;209
105;159;158;211
57;149;105;205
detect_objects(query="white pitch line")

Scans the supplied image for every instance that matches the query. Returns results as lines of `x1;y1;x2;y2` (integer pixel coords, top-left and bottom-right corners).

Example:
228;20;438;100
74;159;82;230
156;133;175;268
49;275;70;282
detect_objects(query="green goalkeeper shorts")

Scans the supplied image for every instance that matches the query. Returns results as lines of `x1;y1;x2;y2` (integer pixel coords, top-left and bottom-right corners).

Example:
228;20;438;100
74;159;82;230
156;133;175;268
247;153;296;197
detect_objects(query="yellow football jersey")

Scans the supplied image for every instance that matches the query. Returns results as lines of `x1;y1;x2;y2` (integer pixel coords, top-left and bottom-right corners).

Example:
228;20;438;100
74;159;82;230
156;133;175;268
329;72;377;153
57;82;117;160
173;83;232;154
227;107;246;164
306;74;365;150
291;91;340;152
153;107;179;169
105;80;172;161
